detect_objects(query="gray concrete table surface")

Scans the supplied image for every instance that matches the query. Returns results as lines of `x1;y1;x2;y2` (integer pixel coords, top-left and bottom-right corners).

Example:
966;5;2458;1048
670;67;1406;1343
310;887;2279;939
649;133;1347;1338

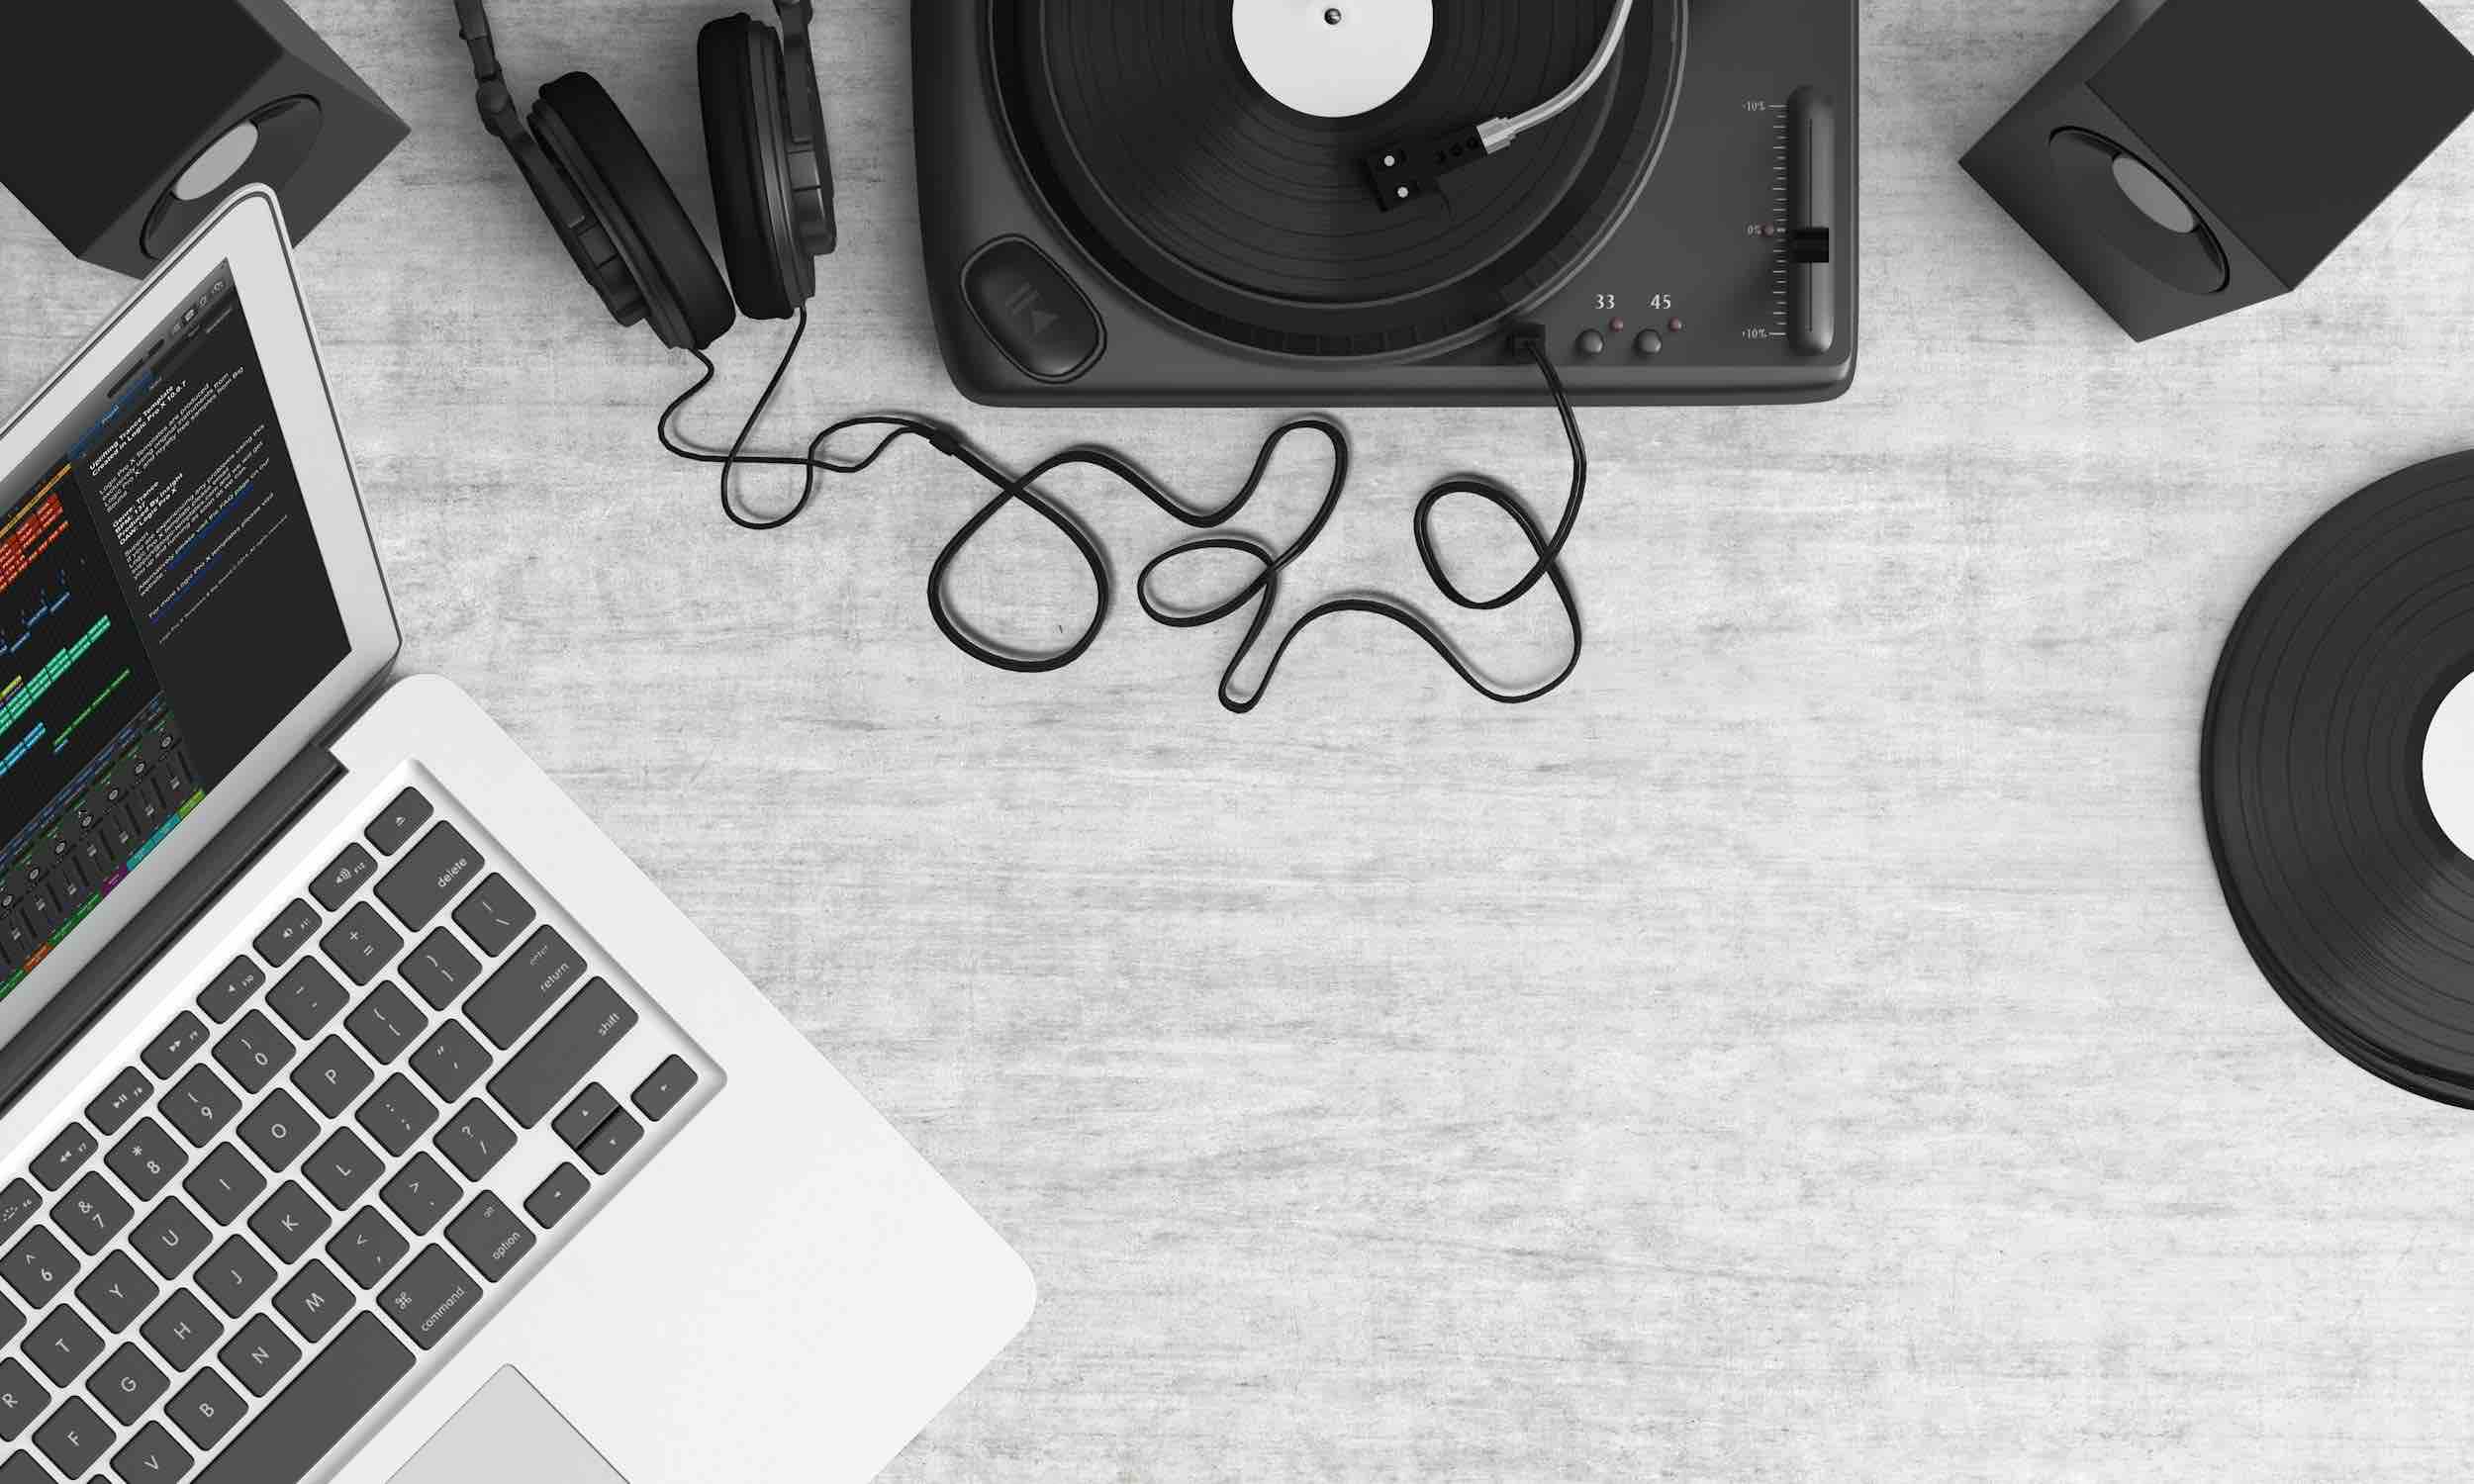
8;1;2474;1478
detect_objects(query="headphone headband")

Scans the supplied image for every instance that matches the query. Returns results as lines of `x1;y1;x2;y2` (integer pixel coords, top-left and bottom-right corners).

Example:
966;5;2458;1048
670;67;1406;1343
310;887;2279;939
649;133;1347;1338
454;0;526;141
454;0;499;78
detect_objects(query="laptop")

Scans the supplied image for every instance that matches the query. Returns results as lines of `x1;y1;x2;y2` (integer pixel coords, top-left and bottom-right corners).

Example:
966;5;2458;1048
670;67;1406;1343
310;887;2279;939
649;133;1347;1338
0;187;1032;1484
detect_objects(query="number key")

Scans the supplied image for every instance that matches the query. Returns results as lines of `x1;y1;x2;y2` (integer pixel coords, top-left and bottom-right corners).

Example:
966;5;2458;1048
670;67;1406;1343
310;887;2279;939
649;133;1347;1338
0;1224;62;1311
211;1009;294;1093
104;1117;187;1202
54;1171;132;1254
160;1066;241;1148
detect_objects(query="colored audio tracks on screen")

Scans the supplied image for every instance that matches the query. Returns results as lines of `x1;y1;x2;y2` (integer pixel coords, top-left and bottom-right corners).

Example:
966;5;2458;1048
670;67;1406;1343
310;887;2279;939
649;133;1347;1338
0;479;122;785
0;272;348;1002
0;468;201;996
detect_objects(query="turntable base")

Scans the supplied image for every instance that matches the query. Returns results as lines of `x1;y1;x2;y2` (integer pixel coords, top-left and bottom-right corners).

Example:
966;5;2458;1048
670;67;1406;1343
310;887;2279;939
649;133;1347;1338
913;0;1859;406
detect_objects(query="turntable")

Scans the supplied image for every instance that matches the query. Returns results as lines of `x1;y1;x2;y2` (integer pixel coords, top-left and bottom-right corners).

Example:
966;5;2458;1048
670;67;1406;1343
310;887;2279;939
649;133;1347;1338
913;0;1858;407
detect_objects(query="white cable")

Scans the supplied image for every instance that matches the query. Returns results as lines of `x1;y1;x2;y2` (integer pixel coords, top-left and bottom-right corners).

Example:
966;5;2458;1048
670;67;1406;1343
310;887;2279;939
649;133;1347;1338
1475;0;1638;153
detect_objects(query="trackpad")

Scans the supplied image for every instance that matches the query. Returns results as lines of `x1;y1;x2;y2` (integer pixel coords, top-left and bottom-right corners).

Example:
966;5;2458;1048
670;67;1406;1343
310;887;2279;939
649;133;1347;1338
389;1367;628;1484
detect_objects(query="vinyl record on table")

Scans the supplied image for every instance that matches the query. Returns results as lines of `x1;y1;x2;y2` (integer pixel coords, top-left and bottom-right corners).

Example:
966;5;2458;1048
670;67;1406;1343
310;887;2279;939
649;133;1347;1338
989;0;1683;360
2203;451;2474;1105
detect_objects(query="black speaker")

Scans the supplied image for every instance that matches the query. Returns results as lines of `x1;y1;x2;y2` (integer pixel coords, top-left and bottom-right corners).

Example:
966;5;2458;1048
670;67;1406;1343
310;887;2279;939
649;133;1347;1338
0;0;407;278
1962;0;2474;341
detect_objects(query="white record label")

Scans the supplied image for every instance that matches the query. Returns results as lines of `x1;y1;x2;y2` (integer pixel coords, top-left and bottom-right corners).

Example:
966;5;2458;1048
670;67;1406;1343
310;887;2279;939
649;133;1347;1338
2427;671;2474;860
1231;0;1434;120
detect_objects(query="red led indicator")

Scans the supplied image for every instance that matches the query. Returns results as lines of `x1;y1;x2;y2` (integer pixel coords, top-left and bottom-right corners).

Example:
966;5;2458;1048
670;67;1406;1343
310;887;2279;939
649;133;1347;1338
1609;317;1626;332
1667;317;1685;333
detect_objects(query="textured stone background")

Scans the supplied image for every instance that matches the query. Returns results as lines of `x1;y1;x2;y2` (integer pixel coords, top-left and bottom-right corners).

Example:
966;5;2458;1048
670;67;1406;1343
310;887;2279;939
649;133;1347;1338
11;1;2474;1478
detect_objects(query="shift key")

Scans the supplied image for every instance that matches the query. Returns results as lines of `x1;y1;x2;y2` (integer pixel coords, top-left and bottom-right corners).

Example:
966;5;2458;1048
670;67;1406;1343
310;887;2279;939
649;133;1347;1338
375;824;483;932
488;979;637;1128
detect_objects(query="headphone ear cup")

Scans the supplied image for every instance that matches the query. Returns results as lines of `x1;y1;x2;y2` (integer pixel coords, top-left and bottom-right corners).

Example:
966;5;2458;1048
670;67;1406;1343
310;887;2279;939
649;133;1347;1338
699;15;809;321
531;71;738;352
503;127;651;331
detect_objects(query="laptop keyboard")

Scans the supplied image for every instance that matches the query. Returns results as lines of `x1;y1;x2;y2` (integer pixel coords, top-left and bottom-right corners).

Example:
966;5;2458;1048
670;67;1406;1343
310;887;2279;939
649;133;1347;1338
0;777;714;1484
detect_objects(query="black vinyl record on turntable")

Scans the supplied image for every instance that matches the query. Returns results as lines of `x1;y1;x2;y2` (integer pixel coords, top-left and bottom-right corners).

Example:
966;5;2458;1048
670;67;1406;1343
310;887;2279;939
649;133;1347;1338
912;0;1859;406
2204;453;2474;1107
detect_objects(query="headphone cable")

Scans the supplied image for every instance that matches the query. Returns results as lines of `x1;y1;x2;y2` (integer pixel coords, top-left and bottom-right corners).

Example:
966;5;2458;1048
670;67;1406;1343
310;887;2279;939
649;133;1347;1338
655;307;1588;712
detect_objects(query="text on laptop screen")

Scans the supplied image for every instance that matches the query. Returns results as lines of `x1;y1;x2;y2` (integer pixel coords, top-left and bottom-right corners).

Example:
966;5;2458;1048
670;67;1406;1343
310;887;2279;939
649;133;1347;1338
0;264;347;998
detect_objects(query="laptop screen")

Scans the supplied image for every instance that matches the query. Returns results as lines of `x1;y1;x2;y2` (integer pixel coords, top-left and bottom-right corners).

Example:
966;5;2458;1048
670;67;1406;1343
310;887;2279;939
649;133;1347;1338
0;264;347;1001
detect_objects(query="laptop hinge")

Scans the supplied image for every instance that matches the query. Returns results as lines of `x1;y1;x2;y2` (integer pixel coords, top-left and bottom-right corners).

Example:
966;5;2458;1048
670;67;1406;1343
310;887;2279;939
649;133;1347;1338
0;742;348;1113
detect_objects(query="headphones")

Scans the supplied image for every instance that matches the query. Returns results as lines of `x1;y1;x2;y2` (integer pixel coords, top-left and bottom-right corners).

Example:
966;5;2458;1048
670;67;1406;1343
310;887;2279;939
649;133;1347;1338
453;0;837;351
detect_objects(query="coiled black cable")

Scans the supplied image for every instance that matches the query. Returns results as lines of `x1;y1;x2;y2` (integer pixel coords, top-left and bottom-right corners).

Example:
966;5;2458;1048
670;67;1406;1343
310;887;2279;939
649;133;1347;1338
656;307;1587;711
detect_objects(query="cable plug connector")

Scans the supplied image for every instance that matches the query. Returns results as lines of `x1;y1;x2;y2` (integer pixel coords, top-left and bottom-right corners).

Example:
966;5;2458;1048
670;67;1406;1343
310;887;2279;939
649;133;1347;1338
1505;322;1549;361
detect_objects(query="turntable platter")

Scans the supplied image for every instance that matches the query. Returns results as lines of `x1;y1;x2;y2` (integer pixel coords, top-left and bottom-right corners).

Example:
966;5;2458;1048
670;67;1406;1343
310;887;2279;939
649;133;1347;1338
993;0;1684;359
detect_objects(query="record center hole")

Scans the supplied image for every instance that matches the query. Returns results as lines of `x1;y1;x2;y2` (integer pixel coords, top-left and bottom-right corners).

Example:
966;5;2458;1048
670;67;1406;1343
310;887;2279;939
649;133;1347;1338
1326;8;1342;22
